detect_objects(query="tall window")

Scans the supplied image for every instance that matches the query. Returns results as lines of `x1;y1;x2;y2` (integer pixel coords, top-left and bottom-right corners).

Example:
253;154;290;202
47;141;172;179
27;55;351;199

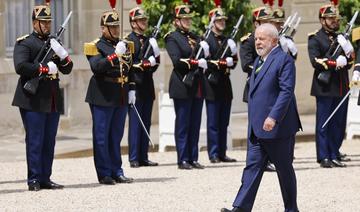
5;0;72;57
5;0;32;57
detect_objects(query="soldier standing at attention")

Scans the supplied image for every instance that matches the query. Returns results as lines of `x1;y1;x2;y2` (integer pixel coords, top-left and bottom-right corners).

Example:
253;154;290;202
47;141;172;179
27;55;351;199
165;1;209;170
308;1;354;168
126;3;160;168
239;4;276;172
12;1;73;191
203;3;238;164
84;1;134;184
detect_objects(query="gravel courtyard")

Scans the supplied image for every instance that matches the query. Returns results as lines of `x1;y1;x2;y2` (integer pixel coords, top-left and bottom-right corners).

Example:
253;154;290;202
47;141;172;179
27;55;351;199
1;140;359;212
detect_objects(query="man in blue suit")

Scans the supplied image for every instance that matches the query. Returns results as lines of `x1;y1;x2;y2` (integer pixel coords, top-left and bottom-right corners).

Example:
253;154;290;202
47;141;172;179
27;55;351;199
221;23;301;212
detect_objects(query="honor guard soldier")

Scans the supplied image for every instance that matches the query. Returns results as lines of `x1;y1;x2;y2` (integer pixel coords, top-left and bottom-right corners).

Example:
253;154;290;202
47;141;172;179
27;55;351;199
353;27;360;105
203;4;237;164
308;1;354;168
270;2;298;59
239;5;276;172
12;1;73;191
126;4;160;168
165;2;208;170
84;1;134;185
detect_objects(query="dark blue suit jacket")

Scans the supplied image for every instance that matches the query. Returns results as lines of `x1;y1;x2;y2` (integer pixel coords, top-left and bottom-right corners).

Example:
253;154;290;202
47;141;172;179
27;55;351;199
248;46;301;140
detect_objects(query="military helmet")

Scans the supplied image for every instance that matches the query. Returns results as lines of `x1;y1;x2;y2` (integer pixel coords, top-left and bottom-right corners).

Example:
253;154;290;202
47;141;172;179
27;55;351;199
209;8;227;21
129;6;148;22
174;5;194;19
319;4;340;19
271;8;285;23
32;5;52;21
252;6;272;22
101;10;120;26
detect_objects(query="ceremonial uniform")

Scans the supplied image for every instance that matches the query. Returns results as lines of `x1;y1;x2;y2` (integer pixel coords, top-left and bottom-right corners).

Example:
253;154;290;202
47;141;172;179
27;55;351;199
126;6;160;167
84;9;134;184
308;4;354;166
165;4;206;169
12;4;73;190
203;7;238;162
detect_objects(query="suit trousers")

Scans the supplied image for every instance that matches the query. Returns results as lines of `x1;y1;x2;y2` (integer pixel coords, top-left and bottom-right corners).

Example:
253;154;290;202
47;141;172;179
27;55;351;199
232;135;298;212
173;98;203;164
205;99;231;159
315;96;348;161
128;98;153;162
89;104;127;180
20;108;60;185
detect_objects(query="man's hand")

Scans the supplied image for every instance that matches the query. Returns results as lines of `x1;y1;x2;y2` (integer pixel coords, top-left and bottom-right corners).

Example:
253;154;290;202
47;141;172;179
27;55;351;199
128;90;136;105
227;39;237;56
115;41;127;55
263;117;276;132
337;34;354;57
199;41;210;58
50;39;68;60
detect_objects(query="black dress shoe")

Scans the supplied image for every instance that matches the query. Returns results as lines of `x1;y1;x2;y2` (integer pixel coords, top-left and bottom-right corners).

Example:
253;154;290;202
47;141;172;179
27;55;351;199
99;176;116;185
337;155;351;162
40;181;64;189
130;161;140;168
331;159;346;167
210;157;221;163
178;161;192;170
114;175;134;183
220;207;243;212
264;162;276;172
139;160;158;166
190;161;205;169
28;180;41;191
220;156;237;162
320;158;333;168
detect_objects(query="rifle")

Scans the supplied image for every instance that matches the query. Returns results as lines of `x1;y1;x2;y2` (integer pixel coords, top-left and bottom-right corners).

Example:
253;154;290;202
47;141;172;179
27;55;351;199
23;11;73;95
143;15;163;59
279;12;302;39
182;15;216;88
207;15;243;84
317;11;359;84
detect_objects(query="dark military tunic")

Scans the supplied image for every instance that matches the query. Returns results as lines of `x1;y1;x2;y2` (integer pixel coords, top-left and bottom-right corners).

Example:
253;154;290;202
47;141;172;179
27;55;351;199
12;32;73;113
126;32;158;100
165;28;204;99
308;28;353;97
203;31;237;101
240;32;256;76
84;36;135;106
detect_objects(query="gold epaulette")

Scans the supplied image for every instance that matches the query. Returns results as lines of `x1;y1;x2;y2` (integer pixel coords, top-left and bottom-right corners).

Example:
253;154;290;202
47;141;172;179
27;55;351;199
240;33;251;43
16;34;29;42
83;38;100;56
123;40;135;54
164;31;173;39
352;27;360;42
308;30;319;38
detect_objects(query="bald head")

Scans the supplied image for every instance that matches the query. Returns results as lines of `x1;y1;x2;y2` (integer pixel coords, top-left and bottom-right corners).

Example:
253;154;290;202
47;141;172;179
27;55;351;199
255;23;279;57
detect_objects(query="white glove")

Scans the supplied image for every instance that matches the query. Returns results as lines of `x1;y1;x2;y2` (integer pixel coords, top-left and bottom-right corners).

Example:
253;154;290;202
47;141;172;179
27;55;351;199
128;90;136;105
198;58;208;70
149;37;160;57
226;57;234;67
227;39;237;56
286;38;298;56
50;38;68;60
115;41;127;55
352;70;360;81
337;34;354;57
47;61;58;74
279;35;288;52
148;55;157;67
336;55;347;69
199;41;210;58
